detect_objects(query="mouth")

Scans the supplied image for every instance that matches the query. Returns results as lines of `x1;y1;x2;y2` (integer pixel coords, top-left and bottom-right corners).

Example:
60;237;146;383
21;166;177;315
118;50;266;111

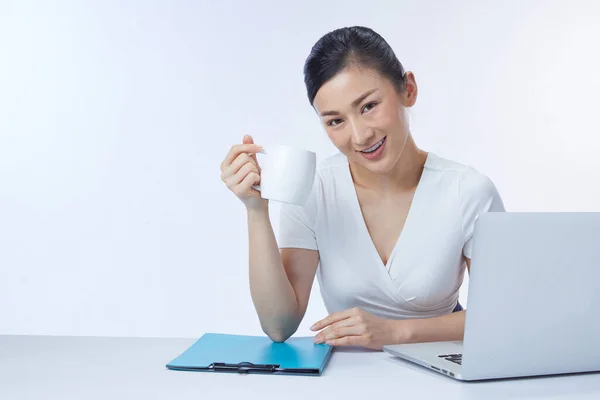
359;137;386;153
358;136;387;160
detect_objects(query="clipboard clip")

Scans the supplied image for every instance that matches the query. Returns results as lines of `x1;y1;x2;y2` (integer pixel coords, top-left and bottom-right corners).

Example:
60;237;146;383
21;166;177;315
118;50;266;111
209;362;281;374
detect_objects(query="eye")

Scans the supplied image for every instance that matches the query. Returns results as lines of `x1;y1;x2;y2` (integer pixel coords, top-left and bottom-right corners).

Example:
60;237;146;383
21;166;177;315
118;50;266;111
327;118;343;127
361;102;378;113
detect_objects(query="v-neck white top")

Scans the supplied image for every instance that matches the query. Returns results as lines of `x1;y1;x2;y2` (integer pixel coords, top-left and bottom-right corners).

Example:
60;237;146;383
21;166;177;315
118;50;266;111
277;151;505;320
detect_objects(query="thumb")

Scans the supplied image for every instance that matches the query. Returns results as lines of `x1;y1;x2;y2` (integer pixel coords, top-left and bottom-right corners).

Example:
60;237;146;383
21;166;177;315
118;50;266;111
243;134;254;145
242;134;260;170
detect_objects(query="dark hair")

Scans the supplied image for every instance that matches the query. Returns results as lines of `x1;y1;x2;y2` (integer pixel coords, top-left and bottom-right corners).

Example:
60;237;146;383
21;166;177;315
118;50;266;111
303;26;406;105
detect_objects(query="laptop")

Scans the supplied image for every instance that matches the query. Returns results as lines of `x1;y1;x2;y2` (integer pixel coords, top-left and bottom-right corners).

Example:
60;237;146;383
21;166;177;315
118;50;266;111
383;212;600;381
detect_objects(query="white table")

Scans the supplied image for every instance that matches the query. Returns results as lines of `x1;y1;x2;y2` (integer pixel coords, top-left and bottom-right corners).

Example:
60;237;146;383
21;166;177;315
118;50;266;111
2;335;600;400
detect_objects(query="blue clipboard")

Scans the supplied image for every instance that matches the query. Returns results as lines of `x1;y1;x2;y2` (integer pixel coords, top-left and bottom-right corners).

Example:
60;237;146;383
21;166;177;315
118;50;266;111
166;333;333;375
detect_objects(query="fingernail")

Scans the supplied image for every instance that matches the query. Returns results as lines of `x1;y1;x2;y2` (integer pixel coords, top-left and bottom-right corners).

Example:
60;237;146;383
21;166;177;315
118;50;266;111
310;325;316;331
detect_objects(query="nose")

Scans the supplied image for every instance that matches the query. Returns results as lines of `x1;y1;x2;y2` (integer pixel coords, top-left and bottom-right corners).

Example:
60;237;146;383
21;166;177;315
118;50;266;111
350;118;376;147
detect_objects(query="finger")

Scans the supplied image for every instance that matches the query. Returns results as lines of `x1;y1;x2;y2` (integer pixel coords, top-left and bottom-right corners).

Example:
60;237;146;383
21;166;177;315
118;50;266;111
221;143;262;171
313;316;357;342
242;134;254;145
243;134;261;172
325;335;365;347
311;309;354;331
221;153;254;181
220;143;263;171
323;326;362;342
243;151;260;172
224;162;259;188
235;171;261;195
315;323;364;344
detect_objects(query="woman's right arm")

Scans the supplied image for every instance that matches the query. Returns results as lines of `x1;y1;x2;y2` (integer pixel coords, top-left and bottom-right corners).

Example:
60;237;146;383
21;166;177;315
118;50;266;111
220;135;319;342
247;207;319;342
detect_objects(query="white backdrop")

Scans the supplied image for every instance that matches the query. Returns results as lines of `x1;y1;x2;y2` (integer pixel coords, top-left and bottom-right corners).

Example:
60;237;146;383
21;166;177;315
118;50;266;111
1;0;599;338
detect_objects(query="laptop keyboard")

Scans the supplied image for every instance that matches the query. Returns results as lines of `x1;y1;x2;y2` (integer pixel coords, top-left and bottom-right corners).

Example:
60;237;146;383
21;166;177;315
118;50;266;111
438;353;462;365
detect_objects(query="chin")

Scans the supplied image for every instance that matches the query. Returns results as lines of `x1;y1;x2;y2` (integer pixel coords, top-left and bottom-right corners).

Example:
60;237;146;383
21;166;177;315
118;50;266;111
365;159;396;175
352;153;396;175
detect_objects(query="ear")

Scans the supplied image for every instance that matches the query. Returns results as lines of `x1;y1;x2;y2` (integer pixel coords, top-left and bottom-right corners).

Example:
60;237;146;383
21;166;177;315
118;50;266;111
403;71;418;107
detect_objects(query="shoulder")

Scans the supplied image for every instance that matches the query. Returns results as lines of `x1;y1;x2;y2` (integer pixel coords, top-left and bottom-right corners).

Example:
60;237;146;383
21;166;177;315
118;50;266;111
308;152;349;194
279;153;347;217
425;152;500;201
316;152;348;177
285;152;348;216
458;166;500;206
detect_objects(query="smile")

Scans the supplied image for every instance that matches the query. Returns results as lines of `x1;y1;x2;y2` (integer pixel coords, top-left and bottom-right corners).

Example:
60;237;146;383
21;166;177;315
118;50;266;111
360;137;386;153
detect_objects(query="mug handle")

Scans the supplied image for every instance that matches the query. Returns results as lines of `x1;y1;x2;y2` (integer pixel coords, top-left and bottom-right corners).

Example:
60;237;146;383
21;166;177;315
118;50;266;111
251;149;267;192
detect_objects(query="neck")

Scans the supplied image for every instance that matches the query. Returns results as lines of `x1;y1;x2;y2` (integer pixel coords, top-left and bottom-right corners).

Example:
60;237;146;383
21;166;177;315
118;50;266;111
349;134;427;193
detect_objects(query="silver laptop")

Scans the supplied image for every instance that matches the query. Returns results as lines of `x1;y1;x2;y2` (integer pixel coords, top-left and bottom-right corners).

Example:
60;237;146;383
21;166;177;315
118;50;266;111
383;212;600;381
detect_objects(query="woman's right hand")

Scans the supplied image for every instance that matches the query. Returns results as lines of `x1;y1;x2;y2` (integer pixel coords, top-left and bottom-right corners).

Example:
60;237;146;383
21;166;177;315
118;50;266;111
220;135;267;211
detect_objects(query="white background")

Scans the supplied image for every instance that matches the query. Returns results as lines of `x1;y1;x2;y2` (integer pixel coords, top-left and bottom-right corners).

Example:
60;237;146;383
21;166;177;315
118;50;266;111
1;0;599;339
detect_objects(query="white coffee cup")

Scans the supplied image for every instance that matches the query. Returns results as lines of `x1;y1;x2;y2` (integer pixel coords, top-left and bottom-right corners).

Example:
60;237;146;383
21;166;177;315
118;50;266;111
252;144;316;206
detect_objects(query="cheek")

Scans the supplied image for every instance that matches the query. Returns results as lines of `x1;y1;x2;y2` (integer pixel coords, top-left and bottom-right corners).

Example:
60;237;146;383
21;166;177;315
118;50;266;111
375;106;402;130
326;128;351;150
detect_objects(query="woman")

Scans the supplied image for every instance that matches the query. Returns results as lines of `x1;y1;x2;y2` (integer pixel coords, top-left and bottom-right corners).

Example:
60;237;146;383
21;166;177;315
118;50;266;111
219;26;505;350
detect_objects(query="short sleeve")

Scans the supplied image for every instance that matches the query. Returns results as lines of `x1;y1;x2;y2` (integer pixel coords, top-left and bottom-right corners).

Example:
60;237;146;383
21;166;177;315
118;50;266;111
277;176;320;251
459;169;505;259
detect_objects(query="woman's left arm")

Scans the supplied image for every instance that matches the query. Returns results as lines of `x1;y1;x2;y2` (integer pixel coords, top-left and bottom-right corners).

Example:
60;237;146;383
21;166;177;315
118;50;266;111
395;257;471;344
312;259;471;350
395;309;465;344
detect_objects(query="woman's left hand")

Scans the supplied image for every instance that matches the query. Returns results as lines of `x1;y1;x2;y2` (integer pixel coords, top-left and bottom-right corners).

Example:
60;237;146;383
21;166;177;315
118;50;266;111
311;307;407;350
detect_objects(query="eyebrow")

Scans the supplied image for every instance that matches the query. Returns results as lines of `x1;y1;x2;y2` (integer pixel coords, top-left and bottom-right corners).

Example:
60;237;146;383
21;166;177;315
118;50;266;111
320;88;379;117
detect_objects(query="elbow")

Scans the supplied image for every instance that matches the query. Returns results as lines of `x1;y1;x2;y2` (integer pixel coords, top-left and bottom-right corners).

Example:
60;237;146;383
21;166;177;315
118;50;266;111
268;332;290;343
258;307;302;343
263;327;294;343
261;317;299;343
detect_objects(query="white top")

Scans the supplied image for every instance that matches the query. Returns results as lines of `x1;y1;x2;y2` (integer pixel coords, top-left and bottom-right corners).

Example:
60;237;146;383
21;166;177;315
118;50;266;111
277;152;505;319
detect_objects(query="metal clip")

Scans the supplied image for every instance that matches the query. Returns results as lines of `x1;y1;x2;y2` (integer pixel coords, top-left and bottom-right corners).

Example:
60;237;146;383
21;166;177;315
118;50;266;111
209;362;280;374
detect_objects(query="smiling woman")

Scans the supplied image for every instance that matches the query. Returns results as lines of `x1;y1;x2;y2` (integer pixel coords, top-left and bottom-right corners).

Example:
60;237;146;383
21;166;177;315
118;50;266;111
219;26;505;350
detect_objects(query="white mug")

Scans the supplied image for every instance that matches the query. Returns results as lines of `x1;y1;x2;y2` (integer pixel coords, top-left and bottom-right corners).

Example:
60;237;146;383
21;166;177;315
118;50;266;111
252;144;316;206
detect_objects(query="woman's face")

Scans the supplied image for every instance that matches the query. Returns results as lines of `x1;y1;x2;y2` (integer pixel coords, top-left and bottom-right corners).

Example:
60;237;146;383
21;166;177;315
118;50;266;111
312;66;418;175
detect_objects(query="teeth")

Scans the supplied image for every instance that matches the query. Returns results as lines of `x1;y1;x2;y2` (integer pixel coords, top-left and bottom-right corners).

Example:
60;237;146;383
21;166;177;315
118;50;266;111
361;138;384;153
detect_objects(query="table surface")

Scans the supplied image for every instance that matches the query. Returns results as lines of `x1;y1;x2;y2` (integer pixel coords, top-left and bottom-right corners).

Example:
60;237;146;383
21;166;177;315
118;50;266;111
2;335;600;400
